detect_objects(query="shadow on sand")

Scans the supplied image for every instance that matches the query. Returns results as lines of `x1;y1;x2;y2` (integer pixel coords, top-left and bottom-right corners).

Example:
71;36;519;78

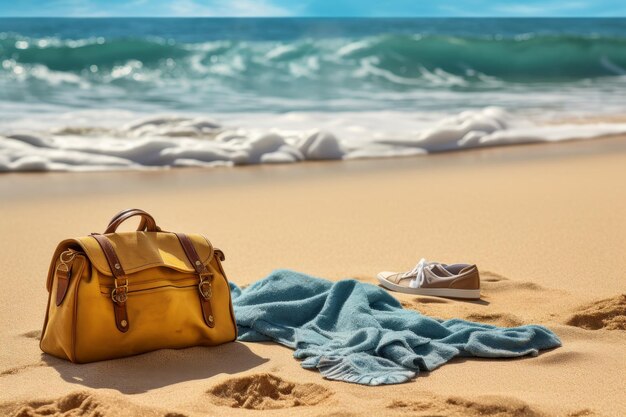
43;342;268;394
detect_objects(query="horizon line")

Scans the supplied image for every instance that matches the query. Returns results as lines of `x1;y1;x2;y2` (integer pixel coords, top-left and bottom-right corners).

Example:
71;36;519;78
0;16;624;18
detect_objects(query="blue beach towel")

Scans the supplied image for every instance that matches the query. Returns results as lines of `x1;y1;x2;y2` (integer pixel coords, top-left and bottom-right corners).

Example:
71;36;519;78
229;269;561;386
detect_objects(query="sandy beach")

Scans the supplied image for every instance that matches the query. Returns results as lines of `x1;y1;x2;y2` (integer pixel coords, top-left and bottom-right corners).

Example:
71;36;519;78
1;136;625;417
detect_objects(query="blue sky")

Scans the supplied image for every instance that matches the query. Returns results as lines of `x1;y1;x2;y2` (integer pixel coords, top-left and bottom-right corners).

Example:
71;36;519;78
1;0;624;17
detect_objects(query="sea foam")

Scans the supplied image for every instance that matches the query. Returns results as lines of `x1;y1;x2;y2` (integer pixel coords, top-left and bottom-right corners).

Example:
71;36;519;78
1;107;626;172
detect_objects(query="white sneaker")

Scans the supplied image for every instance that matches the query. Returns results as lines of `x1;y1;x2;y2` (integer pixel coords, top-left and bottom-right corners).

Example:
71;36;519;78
377;258;481;299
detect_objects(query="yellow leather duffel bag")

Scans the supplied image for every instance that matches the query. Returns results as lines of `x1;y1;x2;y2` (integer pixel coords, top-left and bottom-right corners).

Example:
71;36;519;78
40;209;237;363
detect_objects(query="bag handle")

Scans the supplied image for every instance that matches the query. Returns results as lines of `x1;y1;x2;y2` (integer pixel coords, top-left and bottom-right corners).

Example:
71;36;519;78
104;209;161;234
107;208;148;230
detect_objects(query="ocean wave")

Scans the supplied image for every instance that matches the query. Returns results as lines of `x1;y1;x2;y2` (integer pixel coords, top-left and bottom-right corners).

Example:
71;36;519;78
335;34;626;80
0;36;188;71
2;33;626;85
3;32;626;114
3;107;626;172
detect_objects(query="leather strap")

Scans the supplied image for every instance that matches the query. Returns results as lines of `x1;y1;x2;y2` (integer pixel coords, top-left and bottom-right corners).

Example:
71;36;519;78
55;268;71;306
55;250;76;306
175;233;215;328
107;208;149;232
91;234;130;333
104;209;161;234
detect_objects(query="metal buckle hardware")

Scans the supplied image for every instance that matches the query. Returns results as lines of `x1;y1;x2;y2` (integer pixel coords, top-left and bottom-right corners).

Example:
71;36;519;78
56;249;76;274
111;278;129;304
198;272;213;300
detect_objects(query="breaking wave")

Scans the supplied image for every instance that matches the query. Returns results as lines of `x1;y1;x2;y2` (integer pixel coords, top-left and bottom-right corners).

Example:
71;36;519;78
3;107;626;172
3;31;626;113
3;33;626;82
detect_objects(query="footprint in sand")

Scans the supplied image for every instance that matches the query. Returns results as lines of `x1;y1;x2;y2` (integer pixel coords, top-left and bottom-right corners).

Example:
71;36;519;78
565;294;626;330
207;373;333;410
388;395;545;417
1;391;186;417
388;395;601;417
1;392;92;417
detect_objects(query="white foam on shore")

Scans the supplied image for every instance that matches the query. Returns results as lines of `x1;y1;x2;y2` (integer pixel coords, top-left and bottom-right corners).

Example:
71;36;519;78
1;107;626;172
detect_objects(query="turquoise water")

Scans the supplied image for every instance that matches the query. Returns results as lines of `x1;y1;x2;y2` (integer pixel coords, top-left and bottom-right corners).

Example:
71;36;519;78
2;18;626;172
1;18;626;114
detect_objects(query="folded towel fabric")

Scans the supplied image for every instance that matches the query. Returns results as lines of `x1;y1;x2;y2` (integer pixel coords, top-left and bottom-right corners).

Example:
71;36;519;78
229;269;561;386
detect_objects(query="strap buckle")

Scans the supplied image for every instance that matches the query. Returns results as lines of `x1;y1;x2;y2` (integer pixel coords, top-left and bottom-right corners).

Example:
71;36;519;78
198;273;213;300
56;249;76;274
111;278;129;304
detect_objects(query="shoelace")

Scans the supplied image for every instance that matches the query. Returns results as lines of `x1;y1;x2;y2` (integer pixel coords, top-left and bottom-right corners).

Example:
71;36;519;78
402;258;438;289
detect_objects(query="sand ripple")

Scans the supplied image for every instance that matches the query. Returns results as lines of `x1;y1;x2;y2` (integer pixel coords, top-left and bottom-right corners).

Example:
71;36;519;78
565;295;626;330
388;396;603;417
2;391;181;417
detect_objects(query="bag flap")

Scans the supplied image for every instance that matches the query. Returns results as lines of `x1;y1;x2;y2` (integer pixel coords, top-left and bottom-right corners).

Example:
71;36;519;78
72;232;213;276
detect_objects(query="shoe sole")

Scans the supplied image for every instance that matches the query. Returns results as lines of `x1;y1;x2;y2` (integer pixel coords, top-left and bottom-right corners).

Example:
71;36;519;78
376;273;481;299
